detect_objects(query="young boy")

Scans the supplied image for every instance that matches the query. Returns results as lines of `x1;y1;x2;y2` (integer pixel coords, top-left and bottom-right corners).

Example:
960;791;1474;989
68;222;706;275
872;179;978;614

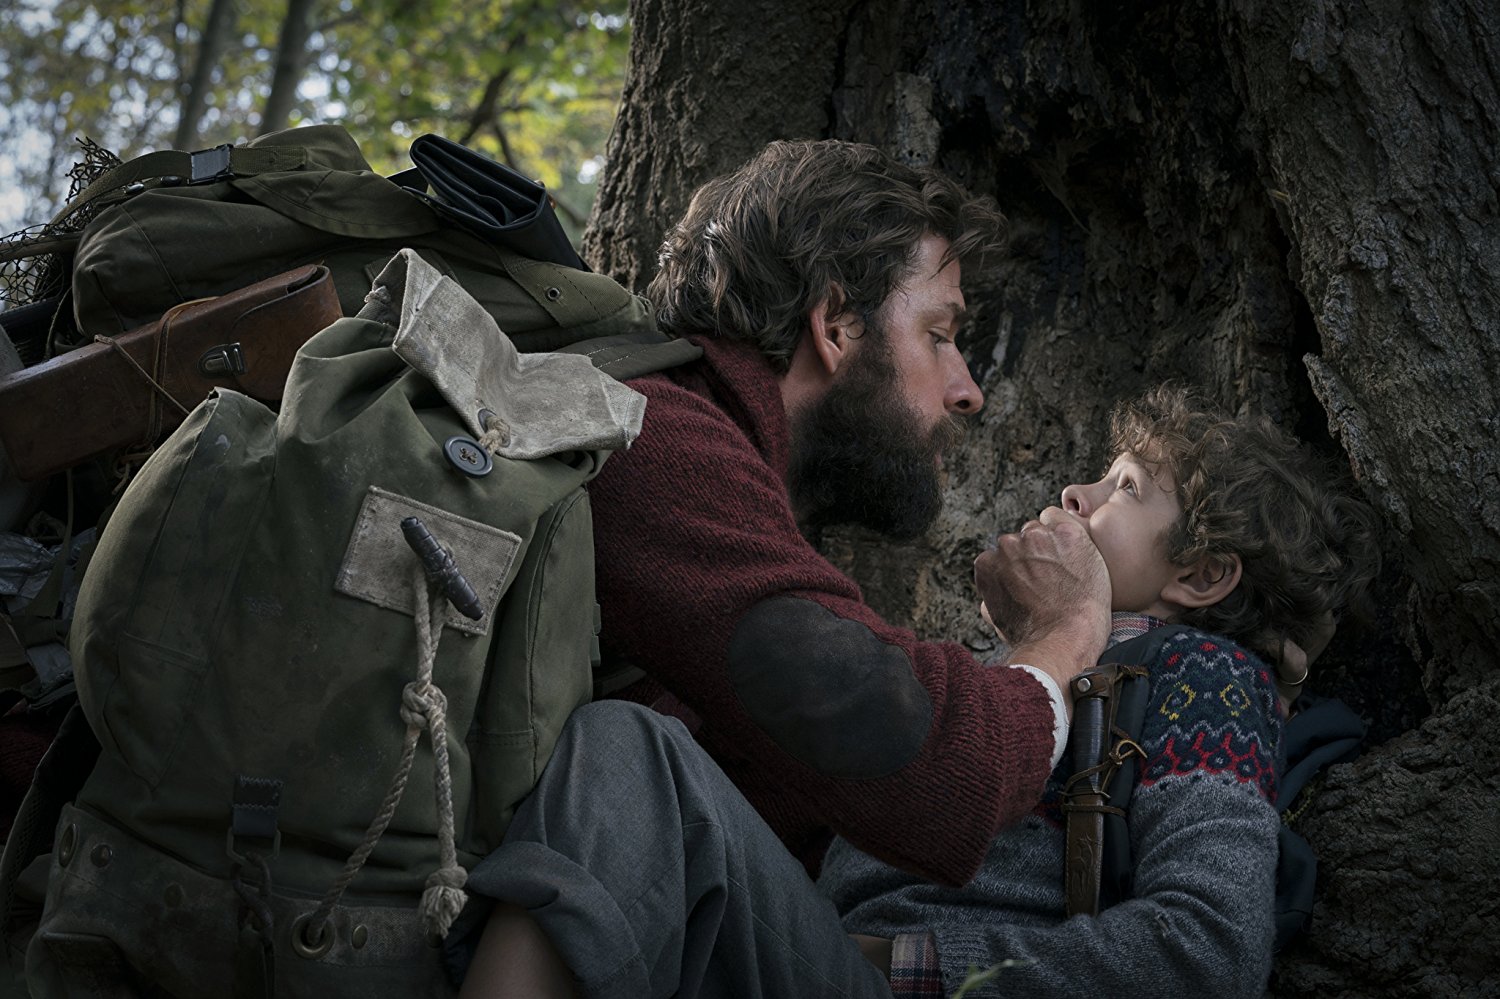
817;384;1378;997
453;386;1376;999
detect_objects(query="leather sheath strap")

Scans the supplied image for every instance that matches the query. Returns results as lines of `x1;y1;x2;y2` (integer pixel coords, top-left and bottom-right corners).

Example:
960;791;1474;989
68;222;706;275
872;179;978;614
1062;661;1148;918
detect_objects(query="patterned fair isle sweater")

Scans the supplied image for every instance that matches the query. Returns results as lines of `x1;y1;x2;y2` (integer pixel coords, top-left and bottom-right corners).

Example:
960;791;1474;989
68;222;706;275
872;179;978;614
818;614;1285;998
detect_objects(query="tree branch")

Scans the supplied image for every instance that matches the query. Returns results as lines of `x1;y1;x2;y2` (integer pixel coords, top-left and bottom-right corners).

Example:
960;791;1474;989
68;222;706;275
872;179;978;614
549;189;587;230
173;0;236;149
491;118;521;172
459;70;512;146
313;8;363;33
259;0;319;136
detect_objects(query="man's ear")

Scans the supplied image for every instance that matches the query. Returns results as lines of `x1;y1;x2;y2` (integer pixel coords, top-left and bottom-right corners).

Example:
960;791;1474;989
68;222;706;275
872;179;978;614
1162;553;1242;609
805;285;859;377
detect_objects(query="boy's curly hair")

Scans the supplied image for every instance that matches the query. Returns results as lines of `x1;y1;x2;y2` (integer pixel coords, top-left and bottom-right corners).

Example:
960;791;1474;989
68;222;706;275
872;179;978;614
1109;385;1380;665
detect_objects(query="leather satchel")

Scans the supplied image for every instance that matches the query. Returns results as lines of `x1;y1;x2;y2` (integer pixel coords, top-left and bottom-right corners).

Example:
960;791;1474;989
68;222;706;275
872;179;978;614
0;264;341;481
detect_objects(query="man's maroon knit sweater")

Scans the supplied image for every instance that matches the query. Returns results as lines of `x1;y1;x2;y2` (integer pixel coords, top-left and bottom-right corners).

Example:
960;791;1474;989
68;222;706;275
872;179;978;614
587;334;1057;887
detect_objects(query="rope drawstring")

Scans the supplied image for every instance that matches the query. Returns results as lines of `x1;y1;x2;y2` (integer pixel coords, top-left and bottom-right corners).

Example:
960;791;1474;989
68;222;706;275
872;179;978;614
409;576;468;935
306;564;468;945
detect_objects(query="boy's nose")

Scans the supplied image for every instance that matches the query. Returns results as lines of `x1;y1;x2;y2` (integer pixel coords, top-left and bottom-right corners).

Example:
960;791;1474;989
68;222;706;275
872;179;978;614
1061;482;1089;515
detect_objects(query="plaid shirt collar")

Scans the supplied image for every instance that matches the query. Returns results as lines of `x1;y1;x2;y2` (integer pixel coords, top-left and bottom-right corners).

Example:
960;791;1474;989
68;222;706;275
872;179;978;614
1106;612;1170;649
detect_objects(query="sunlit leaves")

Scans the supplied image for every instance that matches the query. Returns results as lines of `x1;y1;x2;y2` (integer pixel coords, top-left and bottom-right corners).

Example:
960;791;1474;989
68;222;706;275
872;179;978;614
0;0;629;239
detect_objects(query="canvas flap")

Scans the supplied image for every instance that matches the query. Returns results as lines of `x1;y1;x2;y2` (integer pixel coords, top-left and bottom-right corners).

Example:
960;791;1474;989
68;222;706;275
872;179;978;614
373;249;645;459
230;125;439;239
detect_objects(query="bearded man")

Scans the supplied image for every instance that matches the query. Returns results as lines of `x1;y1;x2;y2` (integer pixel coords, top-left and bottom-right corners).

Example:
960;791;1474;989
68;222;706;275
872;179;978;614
586;139;1111;886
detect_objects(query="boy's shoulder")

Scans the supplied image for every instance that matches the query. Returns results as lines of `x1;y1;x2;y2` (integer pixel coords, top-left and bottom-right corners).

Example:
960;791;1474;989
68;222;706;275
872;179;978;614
1148;626;1274;687
1138;624;1283;799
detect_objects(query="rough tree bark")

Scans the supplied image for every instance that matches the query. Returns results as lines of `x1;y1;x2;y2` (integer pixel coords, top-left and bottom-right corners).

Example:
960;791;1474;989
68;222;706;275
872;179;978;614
586;0;1498;995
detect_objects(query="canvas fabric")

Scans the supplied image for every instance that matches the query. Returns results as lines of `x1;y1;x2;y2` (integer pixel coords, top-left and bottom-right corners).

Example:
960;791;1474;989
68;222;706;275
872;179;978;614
66;124;654;351
25;250;645;997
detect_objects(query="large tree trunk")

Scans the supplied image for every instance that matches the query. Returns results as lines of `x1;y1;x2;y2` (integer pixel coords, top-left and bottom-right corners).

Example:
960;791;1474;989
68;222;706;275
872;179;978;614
588;0;1499;993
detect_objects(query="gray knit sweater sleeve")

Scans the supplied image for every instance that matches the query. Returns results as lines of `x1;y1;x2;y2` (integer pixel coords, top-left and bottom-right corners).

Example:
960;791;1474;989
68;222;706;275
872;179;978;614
821;630;1284;998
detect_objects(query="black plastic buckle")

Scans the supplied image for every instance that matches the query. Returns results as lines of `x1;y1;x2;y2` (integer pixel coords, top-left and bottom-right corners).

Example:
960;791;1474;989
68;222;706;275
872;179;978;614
189;144;234;184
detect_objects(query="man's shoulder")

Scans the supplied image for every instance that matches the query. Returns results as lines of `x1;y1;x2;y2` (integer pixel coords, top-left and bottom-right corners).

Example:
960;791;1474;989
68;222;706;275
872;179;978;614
618;334;789;467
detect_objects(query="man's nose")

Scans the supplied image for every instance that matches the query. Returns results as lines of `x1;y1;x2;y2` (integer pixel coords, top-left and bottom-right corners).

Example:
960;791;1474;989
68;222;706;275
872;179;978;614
945;357;984;414
1061;482;1089;515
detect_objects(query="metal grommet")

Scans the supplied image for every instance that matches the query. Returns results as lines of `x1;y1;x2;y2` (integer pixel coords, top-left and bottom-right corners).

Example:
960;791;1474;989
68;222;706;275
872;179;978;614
58;824;77;867
1075;676;1092;694
351;925;368;950
544;286;563;302
290;912;335;960
164;883;184;908
444;436;493;477
90;844;112;868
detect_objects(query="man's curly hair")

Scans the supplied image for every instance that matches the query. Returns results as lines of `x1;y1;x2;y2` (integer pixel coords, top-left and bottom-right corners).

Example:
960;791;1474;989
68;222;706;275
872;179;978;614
1110;385;1380;665
647;140;1007;370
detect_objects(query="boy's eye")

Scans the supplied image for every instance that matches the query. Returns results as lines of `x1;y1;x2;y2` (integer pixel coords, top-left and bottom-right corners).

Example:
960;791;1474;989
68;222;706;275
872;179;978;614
1119;477;1137;496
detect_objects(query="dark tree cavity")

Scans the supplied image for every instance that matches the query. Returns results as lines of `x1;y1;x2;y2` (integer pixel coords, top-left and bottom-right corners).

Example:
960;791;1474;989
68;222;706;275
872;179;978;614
586;1;1499;994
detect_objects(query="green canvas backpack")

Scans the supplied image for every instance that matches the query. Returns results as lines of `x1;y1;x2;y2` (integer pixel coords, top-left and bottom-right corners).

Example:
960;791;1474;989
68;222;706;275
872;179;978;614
2;123;652;356
23;249;668;997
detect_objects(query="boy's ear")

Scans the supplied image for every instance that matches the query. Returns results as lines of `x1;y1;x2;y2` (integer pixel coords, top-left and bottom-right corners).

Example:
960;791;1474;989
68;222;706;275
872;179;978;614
1162;553;1243;609
805;285;859;377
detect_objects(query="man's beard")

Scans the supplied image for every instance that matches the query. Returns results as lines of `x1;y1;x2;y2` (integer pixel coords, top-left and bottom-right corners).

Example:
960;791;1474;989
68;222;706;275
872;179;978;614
787;331;968;541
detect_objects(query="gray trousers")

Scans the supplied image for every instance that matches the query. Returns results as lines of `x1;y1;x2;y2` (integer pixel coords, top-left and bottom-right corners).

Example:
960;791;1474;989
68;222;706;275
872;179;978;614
448;701;894;999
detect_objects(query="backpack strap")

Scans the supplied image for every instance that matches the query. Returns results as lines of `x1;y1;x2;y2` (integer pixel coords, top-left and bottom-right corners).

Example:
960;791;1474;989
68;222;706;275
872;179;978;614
556;330;704;382
48;144;309;228
1063;625;1192;918
561;328;703;701
1270;694;1364;948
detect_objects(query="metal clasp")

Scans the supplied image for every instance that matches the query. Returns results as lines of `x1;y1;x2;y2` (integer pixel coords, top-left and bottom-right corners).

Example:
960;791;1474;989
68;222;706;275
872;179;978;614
200;342;246;376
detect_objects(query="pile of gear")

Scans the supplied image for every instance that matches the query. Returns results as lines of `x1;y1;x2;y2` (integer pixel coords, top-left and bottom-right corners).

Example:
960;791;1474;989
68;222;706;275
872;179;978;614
0;125;695;996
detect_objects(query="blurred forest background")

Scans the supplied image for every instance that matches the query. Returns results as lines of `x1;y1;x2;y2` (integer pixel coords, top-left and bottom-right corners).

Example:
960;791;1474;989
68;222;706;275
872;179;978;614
0;0;628;240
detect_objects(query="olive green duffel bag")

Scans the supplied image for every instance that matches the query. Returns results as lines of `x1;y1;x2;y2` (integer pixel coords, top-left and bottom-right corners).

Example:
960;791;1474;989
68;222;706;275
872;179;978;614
25;250;660;997
51;122;653;349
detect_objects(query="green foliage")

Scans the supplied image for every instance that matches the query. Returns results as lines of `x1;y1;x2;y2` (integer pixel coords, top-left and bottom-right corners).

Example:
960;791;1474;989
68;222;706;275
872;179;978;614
0;0;629;240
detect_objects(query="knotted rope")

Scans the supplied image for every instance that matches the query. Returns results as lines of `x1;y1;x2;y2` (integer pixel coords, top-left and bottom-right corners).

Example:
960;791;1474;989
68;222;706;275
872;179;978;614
410;575;468;936
306;566;468;945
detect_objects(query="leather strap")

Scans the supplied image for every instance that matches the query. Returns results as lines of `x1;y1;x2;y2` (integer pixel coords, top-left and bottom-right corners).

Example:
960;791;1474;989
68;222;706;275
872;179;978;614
1062;625;1193;918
